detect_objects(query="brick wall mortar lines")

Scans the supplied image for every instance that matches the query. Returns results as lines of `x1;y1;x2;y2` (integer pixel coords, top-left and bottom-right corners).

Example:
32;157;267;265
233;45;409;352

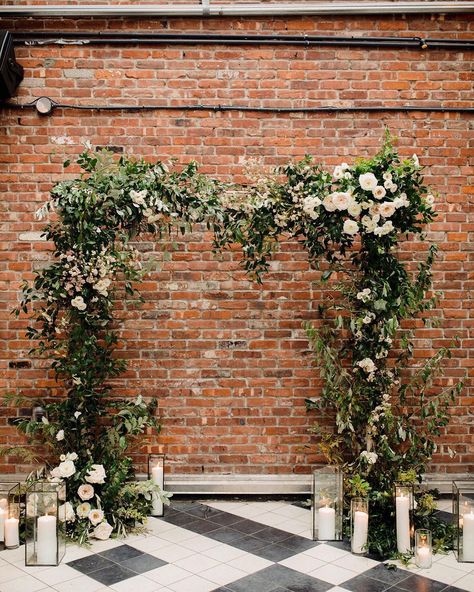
0;13;472;475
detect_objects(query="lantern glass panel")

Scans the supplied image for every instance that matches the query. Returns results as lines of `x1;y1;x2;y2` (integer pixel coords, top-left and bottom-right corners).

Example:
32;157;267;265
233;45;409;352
311;466;343;541
453;481;474;562
394;483;414;554
0;482;20;550
350;497;369;555
148;454;165;517
25;480;66;566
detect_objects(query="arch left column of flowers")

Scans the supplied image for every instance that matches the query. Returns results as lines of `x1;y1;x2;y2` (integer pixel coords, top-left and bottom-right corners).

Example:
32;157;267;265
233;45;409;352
9;150;224;543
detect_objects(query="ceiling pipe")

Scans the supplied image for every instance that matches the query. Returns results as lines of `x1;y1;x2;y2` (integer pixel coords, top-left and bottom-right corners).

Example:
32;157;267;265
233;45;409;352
1;2;474;17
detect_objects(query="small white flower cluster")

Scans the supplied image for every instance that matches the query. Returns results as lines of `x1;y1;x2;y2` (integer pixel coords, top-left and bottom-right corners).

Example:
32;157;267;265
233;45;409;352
360;450;378;465
362;312;376;325
356;357;377;382
356;288;372;303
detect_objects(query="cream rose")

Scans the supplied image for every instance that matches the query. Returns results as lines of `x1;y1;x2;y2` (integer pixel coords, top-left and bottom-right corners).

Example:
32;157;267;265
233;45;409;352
78;484;94;501
88;508;104;525
331;191;352;211
71;296;86;311
76;502;91;519
93;521;113;540
379;202;396;218
59;502;75;523
343;219;359;235
372;186;386;200
58;459;76;478
322;194;336;212
347;201;362;217
359;172;378;191
85;464;106;484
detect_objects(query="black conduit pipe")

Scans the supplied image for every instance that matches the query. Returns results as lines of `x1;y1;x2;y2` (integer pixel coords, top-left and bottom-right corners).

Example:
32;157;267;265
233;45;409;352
12;32;474;51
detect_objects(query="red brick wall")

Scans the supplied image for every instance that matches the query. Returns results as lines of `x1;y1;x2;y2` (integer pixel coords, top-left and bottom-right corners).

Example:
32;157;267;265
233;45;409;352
0;12;473;476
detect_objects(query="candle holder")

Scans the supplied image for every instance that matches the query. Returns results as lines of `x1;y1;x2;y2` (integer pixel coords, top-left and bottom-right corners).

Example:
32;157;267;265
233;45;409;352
148;454;165;517
350;497;369;555
415;529;432;568
453;480;474;563
394;483;414;554
25;480;66;566
0;482;20;551
311;466;343;541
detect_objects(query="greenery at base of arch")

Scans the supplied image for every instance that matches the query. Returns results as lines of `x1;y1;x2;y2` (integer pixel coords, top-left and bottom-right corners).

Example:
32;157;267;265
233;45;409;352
6;134;461;555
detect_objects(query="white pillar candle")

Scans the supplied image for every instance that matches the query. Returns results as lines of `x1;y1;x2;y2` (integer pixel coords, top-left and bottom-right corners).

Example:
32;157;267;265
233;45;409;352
0;498;7;510
416;545;432;568
0;507;6;543
318;505;336;540
352;510;368;554
396;494;411;553
37;515;57;564
462;511;474;561
5;517;19;549
151;465;164;516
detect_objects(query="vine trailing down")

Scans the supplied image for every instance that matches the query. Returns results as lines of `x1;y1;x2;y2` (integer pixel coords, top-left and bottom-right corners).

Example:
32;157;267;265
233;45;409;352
6;133;461;554
213;133;462;557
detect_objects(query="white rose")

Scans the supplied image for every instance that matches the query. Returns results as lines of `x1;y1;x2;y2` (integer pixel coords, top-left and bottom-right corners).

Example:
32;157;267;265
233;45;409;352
389;183;398;193
425;194;435;206
85;464;106;484
331;191;352;211
58;459;76;478
362;315;373;324
130;189;147;207
343;219;359;236
88;508;104;525
93;521;113;540
361;216;377;233
382;171;392;181
71;296;86;311
360;451;378;465
67;452;78;461
56;430;65;441
74;411;81;419
359;173;378;191
412;154;420;167
379;202;396;218
59;502;75;523
372;186;386;200
347;201;362;217
332;165;345;180
302;196;321;219
78;484;94;501
76;502;91;519
322;194;336;212
50;467;62;479
93;278;111;297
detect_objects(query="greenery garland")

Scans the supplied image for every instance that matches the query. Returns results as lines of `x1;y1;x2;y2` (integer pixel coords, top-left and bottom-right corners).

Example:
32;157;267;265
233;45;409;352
6;133;461;554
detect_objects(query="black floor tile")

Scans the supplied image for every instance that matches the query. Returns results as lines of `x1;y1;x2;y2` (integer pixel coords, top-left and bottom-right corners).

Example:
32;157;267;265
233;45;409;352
186;518;223;534
226;571;283;592
207;512;245;527
120;553;167;573
361;563;411;586
231;519;267;535
230;534;270;553
342;574;392;592
67;554;115;574
254;565;332;592
183;504;225;520
207;527;248;545
252;526;292;544
434;510;455;525
443;587;473;592
162;512;195;526
252;542;302;562
99;544;143;562
395;574;449;592
280;534;319;554
88;564;137;586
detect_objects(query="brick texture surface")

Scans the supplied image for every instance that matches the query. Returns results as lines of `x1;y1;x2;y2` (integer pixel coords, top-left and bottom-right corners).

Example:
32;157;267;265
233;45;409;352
0;13;473;476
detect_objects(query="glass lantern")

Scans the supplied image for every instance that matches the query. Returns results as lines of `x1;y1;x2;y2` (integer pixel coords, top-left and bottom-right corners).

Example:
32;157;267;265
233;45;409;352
311;466;343;541
148;454;165;517
350;497;369;555
25;480;66;566
394;483;414;554
0;482;20;550
415;529;432;568
453;481;474;562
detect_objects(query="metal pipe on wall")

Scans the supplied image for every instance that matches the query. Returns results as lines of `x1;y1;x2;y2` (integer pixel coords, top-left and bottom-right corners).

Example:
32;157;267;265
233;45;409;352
1;2;474;17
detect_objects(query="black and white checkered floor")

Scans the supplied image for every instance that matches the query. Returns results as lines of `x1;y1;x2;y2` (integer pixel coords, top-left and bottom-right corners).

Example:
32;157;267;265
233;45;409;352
1;500;473;592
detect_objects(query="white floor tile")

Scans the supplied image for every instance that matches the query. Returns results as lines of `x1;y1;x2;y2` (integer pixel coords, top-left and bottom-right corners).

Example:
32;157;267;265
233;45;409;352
179;535;221;552
173;553;220;574
247;512;288;528
436;551;474;573
331;554;379;574
35;565;81;586
454;573;474;592
159;527;198;544
226;553;273;574
201;542;246;562
309;564;358;586
167;574;217;592
149;543;195;563
63;546;93;563
279;552;326;574
52;574;108;592
0;563;28;583
199;563;248;586
144;519;177;536
270;505;310;519
87;538;123;553
418;562;468;585
145;564;192;586
0;574;49;592
1;546;26;563
303;543;350;562
126;535;170;553
110;574;160;592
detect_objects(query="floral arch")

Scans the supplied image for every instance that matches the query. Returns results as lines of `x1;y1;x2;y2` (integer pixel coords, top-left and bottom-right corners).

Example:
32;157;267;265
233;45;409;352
7;134;460;555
